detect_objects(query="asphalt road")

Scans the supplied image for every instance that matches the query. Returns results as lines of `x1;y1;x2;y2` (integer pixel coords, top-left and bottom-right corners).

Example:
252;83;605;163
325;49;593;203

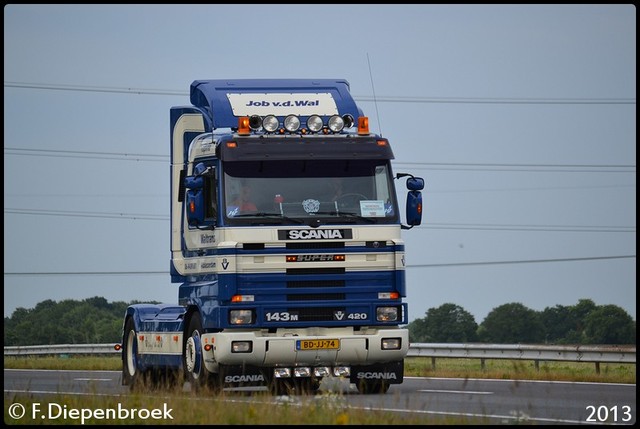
4;369;636;425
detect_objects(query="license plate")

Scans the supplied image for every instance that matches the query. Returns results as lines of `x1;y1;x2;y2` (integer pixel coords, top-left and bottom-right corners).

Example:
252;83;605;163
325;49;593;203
296;339;340;350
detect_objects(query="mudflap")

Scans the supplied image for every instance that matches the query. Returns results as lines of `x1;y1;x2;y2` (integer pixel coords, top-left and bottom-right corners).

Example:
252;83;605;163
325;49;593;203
220;364;268;387
350;360;404;385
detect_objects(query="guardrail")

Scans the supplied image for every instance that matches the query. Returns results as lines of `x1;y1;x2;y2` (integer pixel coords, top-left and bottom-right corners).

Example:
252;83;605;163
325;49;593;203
4;343;636;374
408;343;636;373
4;344;119;356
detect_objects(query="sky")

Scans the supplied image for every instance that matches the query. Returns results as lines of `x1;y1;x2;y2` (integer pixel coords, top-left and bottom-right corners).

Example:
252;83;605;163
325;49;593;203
4;4;636;325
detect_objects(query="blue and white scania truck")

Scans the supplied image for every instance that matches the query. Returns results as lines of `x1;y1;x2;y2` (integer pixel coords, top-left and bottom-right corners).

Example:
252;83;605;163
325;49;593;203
120;78;424;395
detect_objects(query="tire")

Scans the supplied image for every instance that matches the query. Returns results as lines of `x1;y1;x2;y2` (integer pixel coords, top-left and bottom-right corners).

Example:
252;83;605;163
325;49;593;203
122;317;143;389
122;317;182;391
183;312;221;393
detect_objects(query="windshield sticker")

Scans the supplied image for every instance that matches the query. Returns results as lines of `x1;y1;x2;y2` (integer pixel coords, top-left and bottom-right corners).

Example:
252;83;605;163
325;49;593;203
359;200;386;217
302;199;321;214
226;206;240;217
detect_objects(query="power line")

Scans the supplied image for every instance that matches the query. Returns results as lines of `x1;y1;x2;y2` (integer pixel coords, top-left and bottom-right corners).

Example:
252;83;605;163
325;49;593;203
5;147;635;173
4;254;635;276
355;95;636;105
417;223;635;233
394;161;636;169
3;81;185;96
394;164;635;173
4;147;167;162
4;208;168;221
4;208;636;233
408;255;635;268
3;271;166;276
426;184;636;194
4;81;636;105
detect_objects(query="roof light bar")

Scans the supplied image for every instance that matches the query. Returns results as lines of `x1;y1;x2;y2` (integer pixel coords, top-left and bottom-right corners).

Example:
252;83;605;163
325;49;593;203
238;113;360;135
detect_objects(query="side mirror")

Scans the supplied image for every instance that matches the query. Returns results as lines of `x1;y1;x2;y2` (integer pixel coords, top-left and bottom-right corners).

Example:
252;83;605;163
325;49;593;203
406;190;422;227
184;176;204;226
396;173;424;229
193;162;215;177
406;177;424;191
182;163;216;226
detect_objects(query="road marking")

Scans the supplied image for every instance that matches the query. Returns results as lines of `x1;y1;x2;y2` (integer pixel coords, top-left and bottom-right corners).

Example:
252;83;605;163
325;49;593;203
418;389;493;395
74;378;112;381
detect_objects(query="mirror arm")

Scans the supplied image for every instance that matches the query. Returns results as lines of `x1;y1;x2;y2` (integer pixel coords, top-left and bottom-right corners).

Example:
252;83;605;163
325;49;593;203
395;172;414;180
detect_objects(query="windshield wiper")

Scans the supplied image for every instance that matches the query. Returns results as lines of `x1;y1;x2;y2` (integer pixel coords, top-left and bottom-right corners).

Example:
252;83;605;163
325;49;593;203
337;211;376;223
231;212;305;224
313;211;376;223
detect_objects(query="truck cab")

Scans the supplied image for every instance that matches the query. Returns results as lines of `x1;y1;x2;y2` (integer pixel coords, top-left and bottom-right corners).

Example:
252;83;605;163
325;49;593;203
122;79;423;395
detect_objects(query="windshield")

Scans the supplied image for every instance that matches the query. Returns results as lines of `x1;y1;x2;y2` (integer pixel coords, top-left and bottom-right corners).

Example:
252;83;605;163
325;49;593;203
223;159;398;224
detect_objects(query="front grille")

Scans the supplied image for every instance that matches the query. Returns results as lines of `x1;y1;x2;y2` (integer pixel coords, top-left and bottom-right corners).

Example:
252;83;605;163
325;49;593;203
286;267;345;275
287;293;345;301
287;307;345;322
243;243;265;250
287;279;345;288
286;242;345;250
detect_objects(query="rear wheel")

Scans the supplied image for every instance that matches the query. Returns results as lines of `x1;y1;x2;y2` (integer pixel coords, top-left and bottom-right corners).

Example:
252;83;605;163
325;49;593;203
122;317;144;390
183;313;221;393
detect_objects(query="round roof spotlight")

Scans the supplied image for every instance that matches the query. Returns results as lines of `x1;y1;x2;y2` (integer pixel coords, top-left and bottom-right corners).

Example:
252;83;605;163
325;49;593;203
262;115;279;133
284;115;301;132
342;114;355;129
307;115;324;133
248;115;262;130
328;115;345;133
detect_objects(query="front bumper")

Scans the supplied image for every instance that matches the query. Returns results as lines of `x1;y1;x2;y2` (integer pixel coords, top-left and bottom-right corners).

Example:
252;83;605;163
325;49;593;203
200;326;408;372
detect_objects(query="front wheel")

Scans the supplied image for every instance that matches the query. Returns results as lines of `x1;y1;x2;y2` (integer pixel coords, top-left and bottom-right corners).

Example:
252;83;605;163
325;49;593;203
183;313;221;393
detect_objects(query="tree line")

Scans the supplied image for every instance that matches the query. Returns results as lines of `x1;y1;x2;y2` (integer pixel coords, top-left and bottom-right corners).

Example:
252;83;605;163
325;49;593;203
3;297;159;347
4;297;636;346
408;299;636;345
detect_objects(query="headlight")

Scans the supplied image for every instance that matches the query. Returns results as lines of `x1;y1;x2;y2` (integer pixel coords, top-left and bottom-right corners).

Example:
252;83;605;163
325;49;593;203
381;338;402;350
274;368;291;378
231;341;253;353
314;367;331;377
262;115;279;133
328;115;345;132
293;367;311;377
230;309;253;325
248;115;262;130
306;115;324;132
376;306;398;322
342;114;355;129
284;115;301;132
333;366;350;377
